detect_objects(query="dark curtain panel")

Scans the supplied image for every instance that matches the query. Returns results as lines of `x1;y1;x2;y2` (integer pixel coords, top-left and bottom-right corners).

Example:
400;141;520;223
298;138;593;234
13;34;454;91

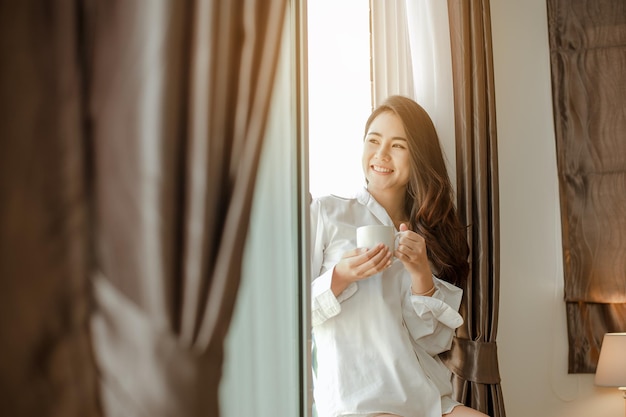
546;0;626;373
0;1;100;416
87;0;287;416
441;1;505;416
0;0;287;416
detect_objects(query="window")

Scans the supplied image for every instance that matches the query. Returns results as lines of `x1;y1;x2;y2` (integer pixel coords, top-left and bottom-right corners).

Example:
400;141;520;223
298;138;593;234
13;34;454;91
307;0;372;198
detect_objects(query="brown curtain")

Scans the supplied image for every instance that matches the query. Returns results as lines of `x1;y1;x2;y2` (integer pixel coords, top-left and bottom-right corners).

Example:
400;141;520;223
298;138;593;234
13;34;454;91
546;0;626;374
0;0;287;416
440;1;505;416
87;0;287;416
0;2;101;416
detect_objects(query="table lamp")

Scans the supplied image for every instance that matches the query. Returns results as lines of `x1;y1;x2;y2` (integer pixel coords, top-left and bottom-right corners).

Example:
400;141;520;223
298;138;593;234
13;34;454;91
595;333;626;417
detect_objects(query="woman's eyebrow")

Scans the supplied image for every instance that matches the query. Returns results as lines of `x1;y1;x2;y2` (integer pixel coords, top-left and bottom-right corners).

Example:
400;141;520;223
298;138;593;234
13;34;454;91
366;131;407;141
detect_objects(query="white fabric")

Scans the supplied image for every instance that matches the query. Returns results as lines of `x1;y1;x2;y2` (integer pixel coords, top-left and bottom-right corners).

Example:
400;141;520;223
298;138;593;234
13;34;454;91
311;188;463;417
403;0;457;188
369;0;414;105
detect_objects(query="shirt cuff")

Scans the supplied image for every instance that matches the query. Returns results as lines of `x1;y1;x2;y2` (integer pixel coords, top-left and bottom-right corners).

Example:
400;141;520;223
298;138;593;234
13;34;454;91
311;267;357;326
409;279;463;329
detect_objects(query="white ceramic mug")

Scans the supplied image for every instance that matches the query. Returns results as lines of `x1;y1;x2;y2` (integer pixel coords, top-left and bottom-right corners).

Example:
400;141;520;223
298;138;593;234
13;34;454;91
356;225;399;251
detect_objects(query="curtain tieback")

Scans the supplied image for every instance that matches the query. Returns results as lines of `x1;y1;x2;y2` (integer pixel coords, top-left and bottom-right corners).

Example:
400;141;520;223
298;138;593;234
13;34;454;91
441;336;501;384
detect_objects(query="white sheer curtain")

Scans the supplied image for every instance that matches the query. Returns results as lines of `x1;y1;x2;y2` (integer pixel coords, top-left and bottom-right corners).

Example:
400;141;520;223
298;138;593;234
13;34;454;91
371;0;456;183
405;0;456;183
370;0;414;104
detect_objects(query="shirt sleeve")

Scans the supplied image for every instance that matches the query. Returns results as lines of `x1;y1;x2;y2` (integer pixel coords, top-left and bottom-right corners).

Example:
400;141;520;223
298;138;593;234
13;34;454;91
311;267;358;327
401;277;463;356
310;198;357;327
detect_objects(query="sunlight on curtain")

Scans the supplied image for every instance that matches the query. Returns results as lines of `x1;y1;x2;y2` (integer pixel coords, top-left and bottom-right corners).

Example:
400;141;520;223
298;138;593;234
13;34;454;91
219;19;301;417
370;0;456;187
370;0;414;103
307;0;371;199
404;0;456;185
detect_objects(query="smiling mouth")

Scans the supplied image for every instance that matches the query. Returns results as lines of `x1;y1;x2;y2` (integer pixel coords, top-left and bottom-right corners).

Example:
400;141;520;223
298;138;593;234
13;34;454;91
371;165;393;173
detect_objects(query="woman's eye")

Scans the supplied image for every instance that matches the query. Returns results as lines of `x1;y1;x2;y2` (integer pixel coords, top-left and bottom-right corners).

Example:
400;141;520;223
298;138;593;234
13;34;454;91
367;138;379;144
392;143;406;149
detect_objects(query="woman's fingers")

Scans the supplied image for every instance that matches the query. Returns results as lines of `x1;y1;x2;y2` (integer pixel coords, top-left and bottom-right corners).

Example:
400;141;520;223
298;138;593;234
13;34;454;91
332;242;397;293
395;231;426;261
341;247;366;259
343;244;392;279
359;244;392;275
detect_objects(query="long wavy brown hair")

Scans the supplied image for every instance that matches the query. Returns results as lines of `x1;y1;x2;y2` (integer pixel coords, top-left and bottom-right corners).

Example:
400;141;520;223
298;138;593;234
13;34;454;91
364;95;469;287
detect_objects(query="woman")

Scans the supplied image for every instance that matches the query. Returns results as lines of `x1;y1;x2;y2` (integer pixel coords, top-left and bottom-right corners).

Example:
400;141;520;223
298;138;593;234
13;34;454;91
310;96;488;417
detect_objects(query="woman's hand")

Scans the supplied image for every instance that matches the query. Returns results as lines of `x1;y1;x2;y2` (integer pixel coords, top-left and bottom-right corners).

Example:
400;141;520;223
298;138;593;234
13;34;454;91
395;223;434;294
331;244;392;296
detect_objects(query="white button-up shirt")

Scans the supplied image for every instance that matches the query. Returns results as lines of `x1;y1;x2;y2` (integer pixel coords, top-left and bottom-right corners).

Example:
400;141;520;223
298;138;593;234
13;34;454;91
311;188;464;417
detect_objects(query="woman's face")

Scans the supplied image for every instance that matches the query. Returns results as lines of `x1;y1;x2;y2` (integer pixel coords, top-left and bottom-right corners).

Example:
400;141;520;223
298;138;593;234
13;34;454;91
362;111;411;195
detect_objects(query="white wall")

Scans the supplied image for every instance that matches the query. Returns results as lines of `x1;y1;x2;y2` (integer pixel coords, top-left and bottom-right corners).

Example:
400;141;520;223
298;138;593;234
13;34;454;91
491;1;623;416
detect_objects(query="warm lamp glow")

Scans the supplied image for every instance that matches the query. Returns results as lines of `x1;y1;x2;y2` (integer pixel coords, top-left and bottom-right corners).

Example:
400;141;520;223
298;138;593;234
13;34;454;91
596;333;626;417
595;333;626;389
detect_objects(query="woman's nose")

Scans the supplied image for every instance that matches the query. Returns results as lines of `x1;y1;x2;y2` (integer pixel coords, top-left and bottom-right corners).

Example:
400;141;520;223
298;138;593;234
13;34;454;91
375;144;390;160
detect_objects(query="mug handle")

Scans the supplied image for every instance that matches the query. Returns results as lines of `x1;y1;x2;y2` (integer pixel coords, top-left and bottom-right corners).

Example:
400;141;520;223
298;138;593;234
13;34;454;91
393;231;401;254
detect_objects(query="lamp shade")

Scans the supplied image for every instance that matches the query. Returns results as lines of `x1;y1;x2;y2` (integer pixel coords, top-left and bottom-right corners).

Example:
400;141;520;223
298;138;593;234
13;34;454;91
595;333;626;388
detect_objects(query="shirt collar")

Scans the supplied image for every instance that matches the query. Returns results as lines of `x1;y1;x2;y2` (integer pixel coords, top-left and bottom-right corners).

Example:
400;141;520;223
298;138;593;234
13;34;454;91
356;187;395;228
